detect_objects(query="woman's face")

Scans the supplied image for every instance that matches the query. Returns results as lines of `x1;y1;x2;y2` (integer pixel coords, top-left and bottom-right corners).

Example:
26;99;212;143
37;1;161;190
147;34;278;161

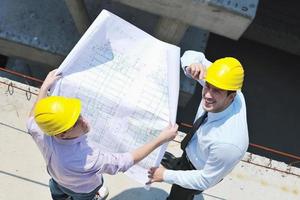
55;115;90;139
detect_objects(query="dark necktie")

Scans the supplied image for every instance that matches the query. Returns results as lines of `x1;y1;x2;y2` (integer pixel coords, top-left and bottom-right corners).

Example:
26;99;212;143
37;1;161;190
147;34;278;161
181;112;208;150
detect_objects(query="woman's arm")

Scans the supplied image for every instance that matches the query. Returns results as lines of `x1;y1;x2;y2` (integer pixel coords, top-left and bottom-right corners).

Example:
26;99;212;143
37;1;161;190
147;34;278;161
29;69;61;117
131;124;178;164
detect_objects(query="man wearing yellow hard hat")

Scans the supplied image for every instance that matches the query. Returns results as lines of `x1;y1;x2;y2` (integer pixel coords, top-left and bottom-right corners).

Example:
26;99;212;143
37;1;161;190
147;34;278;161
148;51;249;200
27;70;178;200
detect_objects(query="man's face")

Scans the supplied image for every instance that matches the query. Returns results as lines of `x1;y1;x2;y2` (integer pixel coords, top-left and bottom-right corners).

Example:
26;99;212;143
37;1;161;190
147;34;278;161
202;82;235;113
55;115;90;139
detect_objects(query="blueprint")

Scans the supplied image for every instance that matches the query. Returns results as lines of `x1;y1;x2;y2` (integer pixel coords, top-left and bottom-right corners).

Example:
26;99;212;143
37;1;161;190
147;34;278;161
52;10;180;184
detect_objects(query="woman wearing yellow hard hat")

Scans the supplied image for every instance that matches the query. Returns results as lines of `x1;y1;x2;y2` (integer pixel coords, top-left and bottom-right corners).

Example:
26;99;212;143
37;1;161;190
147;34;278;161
27;69;178;200
148;50;249;200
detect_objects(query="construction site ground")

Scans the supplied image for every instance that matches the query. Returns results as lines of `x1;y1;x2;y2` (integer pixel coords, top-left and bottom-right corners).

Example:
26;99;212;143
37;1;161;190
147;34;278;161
1;77;299;200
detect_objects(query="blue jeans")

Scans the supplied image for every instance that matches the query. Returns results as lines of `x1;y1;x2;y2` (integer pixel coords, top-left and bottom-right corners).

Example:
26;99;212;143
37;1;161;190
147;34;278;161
49;178;101;200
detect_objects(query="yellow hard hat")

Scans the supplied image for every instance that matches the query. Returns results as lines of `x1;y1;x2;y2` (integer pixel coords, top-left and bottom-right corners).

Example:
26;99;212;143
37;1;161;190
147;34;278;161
205;57;244;91
34;96;81;136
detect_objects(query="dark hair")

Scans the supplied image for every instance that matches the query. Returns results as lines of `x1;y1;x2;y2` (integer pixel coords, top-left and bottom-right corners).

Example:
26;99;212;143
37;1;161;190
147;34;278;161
227;90;236;96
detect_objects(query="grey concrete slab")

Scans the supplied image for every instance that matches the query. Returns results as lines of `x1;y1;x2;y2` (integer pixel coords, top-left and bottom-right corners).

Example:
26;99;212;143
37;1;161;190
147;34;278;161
0;0;80;65
0;0;79;55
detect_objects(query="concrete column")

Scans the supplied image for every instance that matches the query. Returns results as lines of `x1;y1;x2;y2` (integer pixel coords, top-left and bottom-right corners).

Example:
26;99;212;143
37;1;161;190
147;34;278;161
154;17;188;45
64;0;91;35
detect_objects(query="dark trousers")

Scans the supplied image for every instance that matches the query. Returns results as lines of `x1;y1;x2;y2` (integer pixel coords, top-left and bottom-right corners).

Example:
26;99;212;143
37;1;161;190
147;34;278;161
161;152;202;200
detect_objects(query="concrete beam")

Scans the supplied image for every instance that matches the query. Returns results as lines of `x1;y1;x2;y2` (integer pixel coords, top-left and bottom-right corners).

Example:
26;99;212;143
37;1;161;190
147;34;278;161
243;0;300;56
244;24;300;56
64;0;91;35
113;0;259;40
154;17;188;45
0;38;64;66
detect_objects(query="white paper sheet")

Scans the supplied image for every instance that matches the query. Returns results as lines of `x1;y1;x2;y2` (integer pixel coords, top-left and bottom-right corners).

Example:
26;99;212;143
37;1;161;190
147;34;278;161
52;10;180;185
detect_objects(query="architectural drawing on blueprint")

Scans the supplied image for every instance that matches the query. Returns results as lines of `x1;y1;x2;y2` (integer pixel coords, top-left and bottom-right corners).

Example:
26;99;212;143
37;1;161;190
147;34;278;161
52;10;180;184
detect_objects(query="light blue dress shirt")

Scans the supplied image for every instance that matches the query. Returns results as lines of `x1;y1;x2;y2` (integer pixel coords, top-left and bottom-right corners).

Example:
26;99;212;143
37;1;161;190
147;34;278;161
164;51;249;191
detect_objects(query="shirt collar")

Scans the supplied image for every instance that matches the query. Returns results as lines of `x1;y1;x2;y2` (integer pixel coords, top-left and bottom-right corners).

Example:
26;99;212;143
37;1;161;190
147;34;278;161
206;100;235;122
53;134;87;145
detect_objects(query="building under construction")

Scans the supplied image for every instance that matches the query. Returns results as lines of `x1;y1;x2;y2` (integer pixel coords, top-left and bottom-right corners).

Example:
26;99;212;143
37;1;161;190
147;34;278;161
0;0;299;199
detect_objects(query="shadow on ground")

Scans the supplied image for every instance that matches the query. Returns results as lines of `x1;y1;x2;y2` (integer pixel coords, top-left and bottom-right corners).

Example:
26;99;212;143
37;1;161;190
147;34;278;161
110;187;167;200
109;186;207;200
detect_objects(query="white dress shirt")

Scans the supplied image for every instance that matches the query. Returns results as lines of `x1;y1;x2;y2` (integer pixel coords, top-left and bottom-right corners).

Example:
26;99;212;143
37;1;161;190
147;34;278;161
163;51;249;191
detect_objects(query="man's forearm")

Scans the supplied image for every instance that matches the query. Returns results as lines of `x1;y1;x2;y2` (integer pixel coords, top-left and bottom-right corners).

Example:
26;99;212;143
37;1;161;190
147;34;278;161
28;69;60;117
163;169;210;191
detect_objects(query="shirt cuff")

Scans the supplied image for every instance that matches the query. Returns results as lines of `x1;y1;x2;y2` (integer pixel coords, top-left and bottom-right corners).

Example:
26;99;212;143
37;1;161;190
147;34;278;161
26;116;44;139
163;169;176;184
26;116;35;134
123;152;134;169
181;50;212;69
